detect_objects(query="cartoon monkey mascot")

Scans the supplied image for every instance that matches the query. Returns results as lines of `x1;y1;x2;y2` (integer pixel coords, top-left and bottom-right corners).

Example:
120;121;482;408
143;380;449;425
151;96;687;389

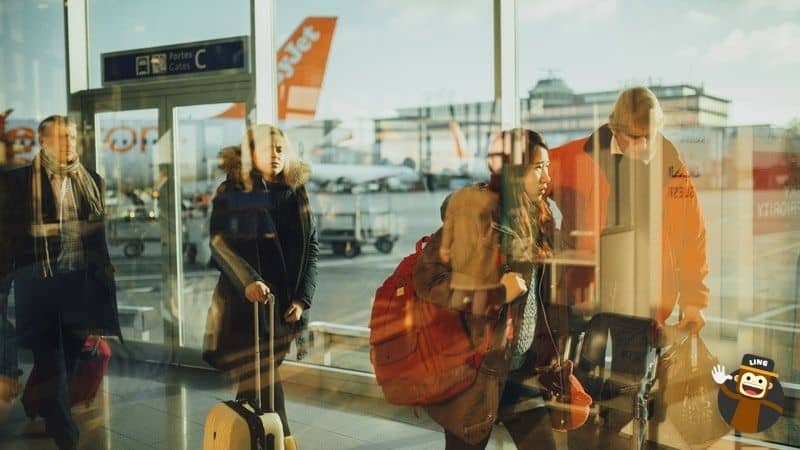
712;354;784;433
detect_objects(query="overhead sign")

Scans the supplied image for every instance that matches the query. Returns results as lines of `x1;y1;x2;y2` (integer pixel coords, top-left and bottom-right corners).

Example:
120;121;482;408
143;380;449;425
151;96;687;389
102;37;248;85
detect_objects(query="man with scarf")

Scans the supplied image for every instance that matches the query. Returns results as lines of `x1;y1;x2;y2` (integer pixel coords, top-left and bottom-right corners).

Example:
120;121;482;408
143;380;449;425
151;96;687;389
0;115;120;449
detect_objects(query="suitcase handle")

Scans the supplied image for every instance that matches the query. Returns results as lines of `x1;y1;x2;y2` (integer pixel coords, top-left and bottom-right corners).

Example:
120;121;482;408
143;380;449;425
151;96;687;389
254;292;276;414
252;210;279;415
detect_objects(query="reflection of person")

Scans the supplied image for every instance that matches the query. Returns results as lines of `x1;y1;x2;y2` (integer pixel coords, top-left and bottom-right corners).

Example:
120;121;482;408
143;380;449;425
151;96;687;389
415;129;561;449
0;115;120;449
549;87;709;332
208;125;318;450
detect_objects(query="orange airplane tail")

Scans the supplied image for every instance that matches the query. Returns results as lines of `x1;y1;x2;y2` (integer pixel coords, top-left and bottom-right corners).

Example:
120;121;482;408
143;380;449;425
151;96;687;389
216;17;337;121
277;17;337;120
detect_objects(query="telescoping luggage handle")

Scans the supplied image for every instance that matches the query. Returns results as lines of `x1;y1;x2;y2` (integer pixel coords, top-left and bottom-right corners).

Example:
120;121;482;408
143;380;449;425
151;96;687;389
254;292;276;414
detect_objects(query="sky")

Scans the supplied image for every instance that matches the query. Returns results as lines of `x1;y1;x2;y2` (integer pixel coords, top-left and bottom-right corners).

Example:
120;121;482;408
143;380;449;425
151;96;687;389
1;0;798;127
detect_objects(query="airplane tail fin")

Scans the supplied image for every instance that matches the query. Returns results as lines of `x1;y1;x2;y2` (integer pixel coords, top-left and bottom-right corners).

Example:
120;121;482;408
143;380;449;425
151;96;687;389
215;17;337;121
277;17;337;120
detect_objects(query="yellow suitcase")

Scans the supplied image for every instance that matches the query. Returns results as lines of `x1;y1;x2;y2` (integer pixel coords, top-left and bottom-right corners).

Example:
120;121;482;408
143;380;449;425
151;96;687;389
204;295;284;449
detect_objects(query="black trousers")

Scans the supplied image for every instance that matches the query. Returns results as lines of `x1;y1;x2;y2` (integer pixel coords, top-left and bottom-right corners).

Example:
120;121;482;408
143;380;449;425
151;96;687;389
22;270;89;449
29;325;84;449
235;362;291;437
444;406;557;450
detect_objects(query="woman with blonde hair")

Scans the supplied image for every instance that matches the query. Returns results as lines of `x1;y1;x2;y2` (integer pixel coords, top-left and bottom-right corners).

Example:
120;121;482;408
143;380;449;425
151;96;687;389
205;124;318;450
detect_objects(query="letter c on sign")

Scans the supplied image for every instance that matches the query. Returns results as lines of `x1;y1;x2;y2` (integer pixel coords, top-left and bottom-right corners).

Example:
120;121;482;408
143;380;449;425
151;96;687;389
195;49;207;69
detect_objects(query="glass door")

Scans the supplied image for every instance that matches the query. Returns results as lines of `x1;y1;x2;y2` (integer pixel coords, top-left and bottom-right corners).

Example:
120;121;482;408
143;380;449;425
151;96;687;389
168;93;250;366
79;84;251;366
86;94;178;363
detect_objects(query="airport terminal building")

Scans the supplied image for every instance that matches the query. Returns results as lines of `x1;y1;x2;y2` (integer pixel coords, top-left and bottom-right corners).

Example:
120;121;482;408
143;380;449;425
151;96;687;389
374;77;732;175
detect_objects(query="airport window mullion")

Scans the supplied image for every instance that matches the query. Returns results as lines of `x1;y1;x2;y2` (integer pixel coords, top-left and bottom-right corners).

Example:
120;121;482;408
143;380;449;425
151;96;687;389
494;0;520;131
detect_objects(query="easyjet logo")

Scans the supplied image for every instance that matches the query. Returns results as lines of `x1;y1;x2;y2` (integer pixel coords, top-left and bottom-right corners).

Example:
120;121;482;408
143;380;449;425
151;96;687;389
277;25;321;83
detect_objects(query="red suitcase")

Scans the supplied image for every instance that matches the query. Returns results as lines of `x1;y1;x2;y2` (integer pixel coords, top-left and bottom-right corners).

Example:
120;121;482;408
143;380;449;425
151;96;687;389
70;336;111;406
22;335;111;418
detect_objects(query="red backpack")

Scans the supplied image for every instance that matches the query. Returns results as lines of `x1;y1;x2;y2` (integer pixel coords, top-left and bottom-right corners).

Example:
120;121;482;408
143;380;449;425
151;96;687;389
369;236;490;406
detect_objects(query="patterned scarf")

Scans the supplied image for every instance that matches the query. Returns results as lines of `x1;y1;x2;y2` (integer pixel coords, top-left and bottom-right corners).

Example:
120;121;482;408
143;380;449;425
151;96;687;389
31;150;103;277
510;265;538;370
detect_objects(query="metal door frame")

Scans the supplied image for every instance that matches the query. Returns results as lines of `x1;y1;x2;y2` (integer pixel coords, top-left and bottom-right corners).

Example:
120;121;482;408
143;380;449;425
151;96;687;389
72;76;253;365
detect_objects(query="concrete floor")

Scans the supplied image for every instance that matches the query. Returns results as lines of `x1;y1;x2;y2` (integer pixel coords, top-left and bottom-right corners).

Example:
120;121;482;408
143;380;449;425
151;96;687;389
0;358;797;450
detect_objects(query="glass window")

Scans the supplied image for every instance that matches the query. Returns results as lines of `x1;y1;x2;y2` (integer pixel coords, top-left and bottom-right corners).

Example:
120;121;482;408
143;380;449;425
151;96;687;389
519;2;800;448
0;1;67;124
4;3;799;449
275;0;495;371
87;0;250;89
173;102;247;351
95;108;169;345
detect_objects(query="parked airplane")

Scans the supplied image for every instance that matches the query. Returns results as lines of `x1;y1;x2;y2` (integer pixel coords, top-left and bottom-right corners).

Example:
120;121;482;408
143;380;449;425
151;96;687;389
310;162;419;193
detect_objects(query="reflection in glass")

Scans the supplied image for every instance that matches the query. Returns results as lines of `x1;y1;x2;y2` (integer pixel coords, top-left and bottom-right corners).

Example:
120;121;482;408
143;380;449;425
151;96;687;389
174;103;246;350
95;109;167;345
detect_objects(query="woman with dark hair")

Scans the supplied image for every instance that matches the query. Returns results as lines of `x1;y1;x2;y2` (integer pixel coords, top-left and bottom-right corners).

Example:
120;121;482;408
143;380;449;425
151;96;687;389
205;125;318;450
415;128;568;449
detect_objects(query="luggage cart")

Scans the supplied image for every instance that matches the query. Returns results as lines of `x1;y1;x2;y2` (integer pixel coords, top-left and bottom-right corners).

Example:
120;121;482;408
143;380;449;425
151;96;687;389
312;193;399;258
107;213;197;263
107;212;161;258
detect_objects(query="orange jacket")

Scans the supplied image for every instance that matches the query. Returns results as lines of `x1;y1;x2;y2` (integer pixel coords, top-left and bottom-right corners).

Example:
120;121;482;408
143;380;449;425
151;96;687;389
548;125;709;323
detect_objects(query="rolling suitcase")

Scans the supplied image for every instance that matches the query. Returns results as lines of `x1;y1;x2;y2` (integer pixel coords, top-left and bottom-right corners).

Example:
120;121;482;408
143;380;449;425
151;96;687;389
21;335;111;418
70;335;112;406
203;293;285;450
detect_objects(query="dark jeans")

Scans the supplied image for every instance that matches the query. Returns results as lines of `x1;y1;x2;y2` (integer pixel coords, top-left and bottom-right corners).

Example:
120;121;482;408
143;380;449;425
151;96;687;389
29;326;84;449
20;270;90;449
15;269;90;347
1;304;20;378
444;406;556;450
235;363;291;437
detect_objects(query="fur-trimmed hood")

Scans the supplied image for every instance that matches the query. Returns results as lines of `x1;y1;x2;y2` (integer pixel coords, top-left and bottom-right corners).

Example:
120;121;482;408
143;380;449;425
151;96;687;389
281;159;311;190
217;145;311;191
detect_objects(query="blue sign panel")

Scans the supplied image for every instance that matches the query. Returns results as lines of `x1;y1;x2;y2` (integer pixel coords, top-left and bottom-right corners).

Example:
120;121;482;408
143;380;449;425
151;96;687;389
102;37;248;85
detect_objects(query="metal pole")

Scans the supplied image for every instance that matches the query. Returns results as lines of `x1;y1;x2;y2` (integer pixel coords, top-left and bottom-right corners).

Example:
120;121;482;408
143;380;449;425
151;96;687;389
250;0;277;125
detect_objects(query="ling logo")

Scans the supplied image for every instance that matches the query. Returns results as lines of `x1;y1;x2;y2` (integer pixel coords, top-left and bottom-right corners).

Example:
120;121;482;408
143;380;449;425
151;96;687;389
712;354;784;433
276;25;321;83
